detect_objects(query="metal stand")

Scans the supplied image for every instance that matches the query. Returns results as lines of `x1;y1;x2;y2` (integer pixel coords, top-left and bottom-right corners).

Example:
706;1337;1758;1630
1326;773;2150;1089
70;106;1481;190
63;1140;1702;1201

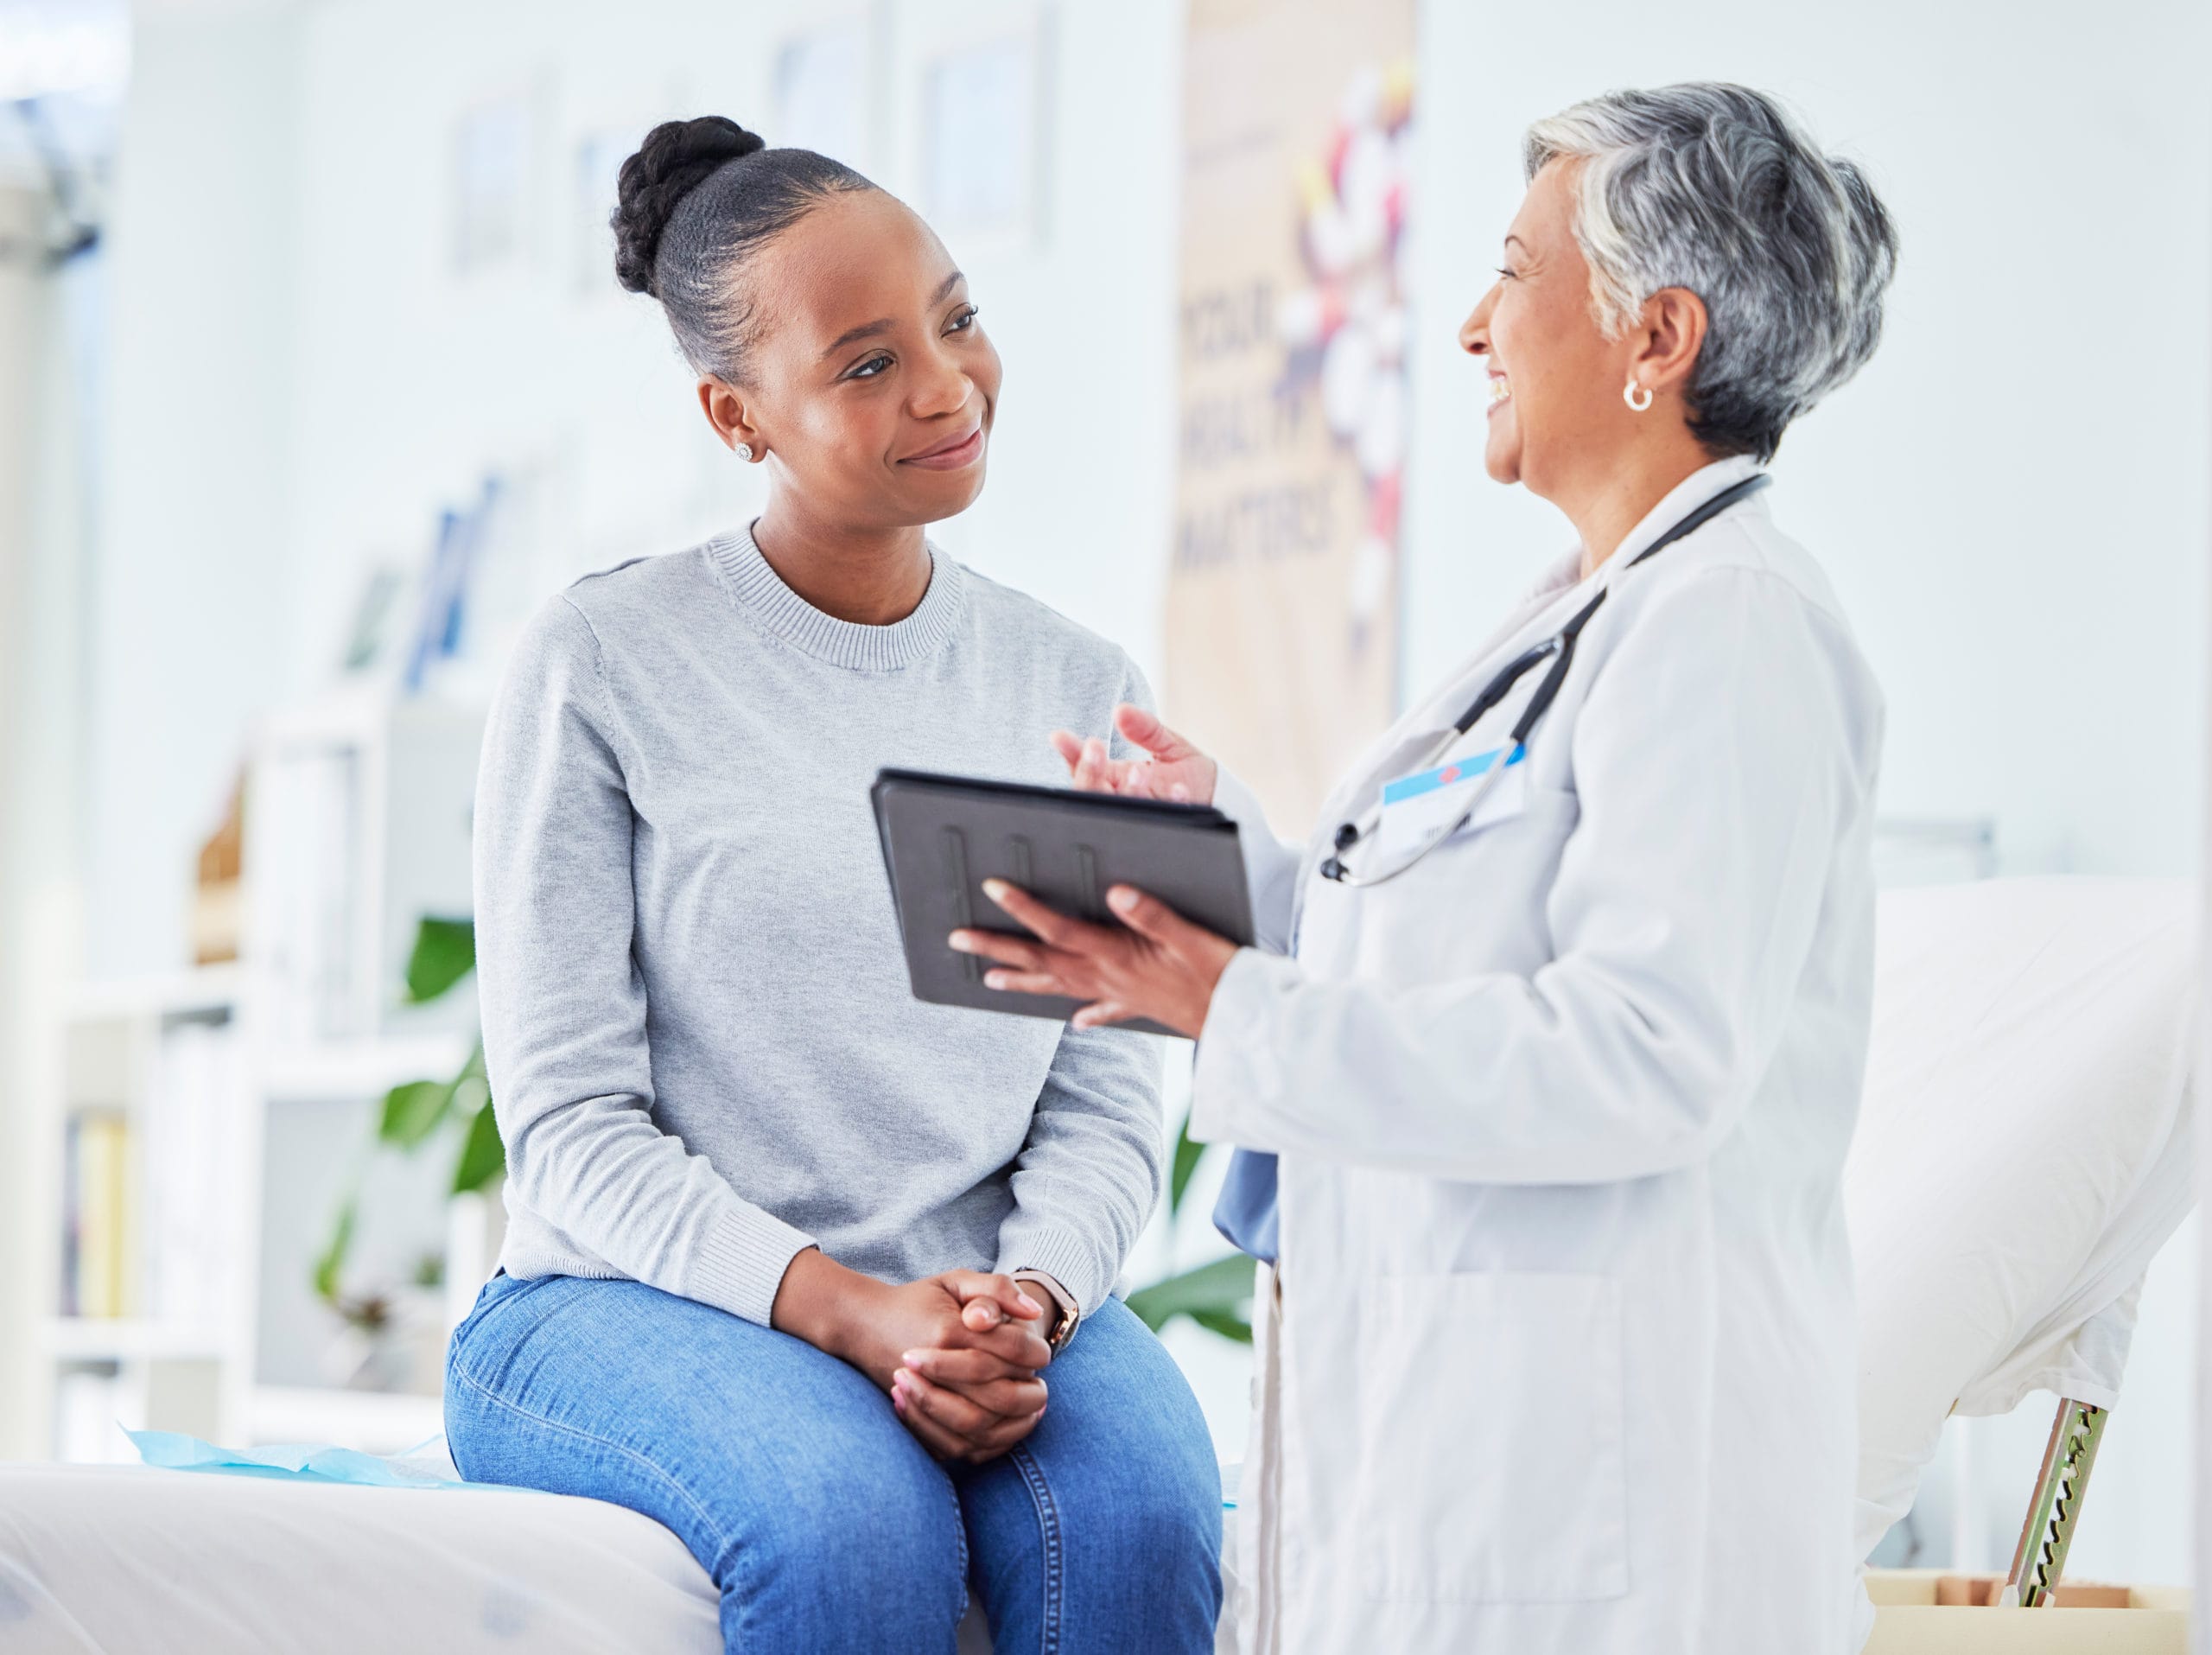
2000;1398;2110;1607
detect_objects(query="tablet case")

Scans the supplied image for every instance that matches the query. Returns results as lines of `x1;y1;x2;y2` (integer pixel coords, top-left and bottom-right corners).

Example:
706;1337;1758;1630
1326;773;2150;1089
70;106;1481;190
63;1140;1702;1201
872;767;1256;1036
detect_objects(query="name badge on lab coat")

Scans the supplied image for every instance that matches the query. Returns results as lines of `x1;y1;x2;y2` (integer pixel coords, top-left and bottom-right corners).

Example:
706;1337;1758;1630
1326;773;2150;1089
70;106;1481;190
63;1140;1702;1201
1372;744;1527;861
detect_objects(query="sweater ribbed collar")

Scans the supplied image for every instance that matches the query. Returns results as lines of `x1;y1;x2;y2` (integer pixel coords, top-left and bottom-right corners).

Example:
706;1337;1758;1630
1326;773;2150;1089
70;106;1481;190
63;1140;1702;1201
709;523;966;672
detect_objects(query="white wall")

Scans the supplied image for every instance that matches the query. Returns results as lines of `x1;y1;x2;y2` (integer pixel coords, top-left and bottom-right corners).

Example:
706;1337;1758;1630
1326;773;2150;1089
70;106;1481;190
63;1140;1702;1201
0;194;105;1456
87;0;301;977
0;185;48;1459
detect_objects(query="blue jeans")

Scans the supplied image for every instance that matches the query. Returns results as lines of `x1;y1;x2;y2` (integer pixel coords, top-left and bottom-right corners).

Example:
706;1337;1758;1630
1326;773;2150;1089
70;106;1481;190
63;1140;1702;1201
444;1273;1221;1654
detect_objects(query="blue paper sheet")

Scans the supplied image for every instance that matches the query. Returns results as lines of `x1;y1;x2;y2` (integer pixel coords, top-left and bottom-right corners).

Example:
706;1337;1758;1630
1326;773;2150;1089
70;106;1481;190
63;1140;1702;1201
126;1429;463;1490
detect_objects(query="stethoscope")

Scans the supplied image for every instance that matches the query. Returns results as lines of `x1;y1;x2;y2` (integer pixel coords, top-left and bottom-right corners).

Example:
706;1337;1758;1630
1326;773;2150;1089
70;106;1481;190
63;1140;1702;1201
1319;472;1772;887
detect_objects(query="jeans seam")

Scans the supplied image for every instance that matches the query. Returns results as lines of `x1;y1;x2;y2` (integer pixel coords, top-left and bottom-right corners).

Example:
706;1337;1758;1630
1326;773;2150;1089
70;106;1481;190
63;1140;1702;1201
944;1467;971;1630
1008;1445;1064;1655
447;1363;740;1577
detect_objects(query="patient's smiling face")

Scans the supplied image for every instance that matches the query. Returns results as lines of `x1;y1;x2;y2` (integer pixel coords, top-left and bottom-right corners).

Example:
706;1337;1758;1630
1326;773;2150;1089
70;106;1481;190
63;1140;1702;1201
703;189;1001;536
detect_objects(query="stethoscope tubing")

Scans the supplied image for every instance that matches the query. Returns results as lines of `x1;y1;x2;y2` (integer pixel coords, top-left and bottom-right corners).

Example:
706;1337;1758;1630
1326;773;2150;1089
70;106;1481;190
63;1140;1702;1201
1319;472;1771;888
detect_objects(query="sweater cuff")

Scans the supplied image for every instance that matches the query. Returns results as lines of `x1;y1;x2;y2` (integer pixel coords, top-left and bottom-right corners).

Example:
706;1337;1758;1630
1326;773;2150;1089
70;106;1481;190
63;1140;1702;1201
995;1224;1111;1321
682;1202;819;1327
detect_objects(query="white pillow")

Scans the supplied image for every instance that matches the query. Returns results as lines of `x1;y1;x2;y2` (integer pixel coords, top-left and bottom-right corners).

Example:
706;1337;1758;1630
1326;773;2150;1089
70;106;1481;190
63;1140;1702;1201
1844;878;2196;1563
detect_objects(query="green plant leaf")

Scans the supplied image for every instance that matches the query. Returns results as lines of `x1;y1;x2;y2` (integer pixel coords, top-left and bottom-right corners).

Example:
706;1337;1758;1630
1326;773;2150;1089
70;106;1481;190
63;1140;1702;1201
404;916;477;1004
313;1198;356;1304
1123;1251;1255;1335
452;1097;505;1194
378;1079;453;1150
449;1069;491;1121
1186;1306;1254;1344
1168;1111;1205;1216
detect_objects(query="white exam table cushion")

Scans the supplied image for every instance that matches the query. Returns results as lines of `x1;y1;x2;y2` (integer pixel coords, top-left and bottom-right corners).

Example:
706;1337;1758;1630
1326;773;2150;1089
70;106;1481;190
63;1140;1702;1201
1843;877;2196;1563
0;1459;1192;1652
0;1461;721;1654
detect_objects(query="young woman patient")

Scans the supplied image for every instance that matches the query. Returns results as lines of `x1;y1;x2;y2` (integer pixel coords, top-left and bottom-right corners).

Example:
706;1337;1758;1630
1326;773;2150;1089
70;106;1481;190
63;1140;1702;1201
442;116;1221;1655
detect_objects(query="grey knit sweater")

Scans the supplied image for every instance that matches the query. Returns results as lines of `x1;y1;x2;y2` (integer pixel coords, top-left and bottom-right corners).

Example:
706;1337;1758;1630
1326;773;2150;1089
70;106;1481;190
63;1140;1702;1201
474;527;1163;1326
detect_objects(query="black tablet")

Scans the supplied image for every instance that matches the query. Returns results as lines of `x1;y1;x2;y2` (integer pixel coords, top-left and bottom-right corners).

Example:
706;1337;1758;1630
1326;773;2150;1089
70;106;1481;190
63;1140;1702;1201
872;767;1256;1036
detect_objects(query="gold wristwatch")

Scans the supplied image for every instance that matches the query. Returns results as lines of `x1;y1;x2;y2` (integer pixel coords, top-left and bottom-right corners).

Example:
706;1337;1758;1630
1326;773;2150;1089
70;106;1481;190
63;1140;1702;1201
1012;1269;1080;1353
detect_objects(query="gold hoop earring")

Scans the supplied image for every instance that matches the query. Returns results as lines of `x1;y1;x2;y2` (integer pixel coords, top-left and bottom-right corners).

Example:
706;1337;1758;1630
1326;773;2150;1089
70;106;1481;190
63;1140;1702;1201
1624;380;1653;413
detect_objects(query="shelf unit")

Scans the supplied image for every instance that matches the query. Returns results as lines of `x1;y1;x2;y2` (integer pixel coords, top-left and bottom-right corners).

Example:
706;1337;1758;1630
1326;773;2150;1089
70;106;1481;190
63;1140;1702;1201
25;691;493;1464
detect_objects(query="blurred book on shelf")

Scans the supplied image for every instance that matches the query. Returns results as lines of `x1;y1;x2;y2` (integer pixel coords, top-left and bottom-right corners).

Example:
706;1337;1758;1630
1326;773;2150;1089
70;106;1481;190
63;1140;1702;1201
143;1020;242;1327
56;1015;241;1328
251;742;362;1047
60;1111;134;1320
245;693;483;1049
327;470;543;700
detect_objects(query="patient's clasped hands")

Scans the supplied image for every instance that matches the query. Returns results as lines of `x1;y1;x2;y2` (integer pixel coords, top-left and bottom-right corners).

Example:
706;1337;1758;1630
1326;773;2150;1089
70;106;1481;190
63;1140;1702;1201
772;1249;1054;1465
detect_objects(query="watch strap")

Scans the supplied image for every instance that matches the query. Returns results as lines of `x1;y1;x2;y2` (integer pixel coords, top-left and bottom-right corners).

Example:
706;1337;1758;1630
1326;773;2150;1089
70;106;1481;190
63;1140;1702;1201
1012;1269;1080;1353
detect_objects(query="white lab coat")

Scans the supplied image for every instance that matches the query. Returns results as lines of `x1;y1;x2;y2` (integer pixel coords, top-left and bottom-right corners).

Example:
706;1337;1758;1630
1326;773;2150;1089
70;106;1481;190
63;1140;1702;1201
1192;456;1885;1655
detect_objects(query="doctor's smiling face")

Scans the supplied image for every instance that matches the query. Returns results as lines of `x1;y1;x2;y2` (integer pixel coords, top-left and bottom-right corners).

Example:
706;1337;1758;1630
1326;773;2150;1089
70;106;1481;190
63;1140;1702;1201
1457;158;1707;518
1459;160;1626;494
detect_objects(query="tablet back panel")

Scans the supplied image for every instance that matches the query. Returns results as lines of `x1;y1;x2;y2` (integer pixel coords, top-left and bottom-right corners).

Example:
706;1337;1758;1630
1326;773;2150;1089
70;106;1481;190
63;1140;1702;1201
872;768;1256;1037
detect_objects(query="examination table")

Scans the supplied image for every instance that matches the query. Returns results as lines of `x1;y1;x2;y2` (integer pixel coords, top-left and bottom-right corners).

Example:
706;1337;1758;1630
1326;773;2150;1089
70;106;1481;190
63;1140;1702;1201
1850;877;2196;1650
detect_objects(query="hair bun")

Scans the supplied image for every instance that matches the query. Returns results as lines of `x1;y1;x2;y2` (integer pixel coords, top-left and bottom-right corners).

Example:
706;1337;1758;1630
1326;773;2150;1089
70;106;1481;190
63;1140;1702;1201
613;117;766;296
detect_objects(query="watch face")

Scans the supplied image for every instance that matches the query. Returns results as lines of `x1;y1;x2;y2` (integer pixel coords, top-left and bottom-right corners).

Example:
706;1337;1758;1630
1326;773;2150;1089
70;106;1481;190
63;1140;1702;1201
1019;1272;1076;1346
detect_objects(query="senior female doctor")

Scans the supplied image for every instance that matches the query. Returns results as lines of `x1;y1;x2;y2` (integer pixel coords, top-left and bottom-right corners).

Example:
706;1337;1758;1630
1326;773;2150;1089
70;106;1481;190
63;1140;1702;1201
952;84;1898;1654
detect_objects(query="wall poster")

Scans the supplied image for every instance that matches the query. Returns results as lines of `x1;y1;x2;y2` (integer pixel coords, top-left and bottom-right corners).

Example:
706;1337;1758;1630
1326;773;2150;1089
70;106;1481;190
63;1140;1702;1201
1166;0;1414;831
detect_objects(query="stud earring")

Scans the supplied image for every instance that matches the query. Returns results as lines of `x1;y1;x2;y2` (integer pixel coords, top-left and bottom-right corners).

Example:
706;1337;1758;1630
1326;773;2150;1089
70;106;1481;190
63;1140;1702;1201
734;442;754;462
1623;379;1653;413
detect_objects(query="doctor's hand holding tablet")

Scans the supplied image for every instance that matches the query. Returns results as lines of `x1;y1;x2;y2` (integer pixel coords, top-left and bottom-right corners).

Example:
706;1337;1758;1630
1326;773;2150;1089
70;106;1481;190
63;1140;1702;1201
942;81;1899;1655
947;708;1236;1036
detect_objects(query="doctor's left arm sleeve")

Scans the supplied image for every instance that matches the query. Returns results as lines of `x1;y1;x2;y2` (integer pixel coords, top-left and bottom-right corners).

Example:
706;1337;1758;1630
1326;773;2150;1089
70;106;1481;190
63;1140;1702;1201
992;1004;1166;1316
1212;765;1301;956
1188;567;1884;1185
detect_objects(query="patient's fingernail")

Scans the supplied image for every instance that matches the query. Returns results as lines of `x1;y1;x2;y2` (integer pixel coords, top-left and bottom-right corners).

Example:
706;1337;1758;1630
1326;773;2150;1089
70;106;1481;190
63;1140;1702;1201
902;1351;925;1369
982;879;1009;901
985;972;1008;990
1109;888;1138;913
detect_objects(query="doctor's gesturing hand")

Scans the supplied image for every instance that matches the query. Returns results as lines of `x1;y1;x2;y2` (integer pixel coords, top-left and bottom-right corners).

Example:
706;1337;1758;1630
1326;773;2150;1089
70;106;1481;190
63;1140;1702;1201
951;703;1237;1036
1049;704;1218;806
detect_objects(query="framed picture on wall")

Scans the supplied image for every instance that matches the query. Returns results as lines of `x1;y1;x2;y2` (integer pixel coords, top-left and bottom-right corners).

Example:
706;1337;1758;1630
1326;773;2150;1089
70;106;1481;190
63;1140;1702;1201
573;126;639;295
774;19;875;170
452;93;533;274
910;0;1052;250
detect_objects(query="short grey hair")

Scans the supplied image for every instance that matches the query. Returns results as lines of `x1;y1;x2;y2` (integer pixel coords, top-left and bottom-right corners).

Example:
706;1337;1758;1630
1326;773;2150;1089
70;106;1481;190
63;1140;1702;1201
1524;83;1898;462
